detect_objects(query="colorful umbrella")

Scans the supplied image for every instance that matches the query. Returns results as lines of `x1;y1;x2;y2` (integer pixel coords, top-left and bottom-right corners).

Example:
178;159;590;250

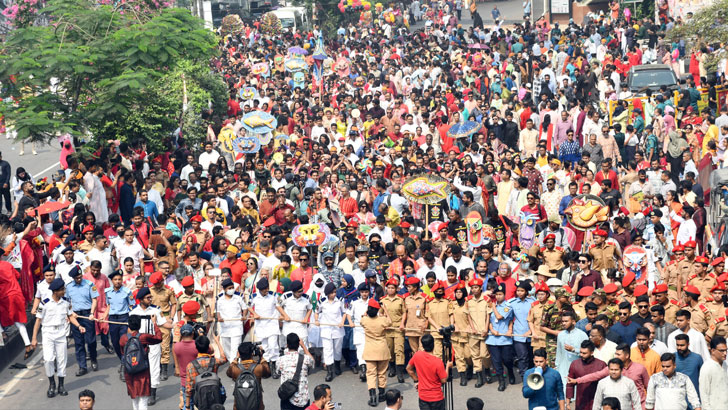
447;121;481;139
241;111;277;134
468;43;490;50
288;46;308;55
401;174;451;206
232;136;261;154
28;200;71;217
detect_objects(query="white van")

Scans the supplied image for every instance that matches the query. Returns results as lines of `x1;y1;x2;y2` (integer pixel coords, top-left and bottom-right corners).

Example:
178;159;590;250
271;7;310;33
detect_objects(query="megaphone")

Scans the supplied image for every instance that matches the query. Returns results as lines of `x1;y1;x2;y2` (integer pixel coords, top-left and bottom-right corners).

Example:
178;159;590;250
527;366;544;390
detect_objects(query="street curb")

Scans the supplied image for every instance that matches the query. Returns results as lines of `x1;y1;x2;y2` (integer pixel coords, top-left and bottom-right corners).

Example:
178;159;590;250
0;314;34;372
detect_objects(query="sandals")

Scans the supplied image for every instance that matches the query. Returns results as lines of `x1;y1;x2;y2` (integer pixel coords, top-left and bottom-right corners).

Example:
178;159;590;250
24;347;35;360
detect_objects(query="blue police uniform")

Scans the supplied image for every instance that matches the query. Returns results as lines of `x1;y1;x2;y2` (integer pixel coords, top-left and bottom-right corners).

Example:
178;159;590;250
508;296;536;376
105;286;133;359
486;300;515;378
66;278;98;372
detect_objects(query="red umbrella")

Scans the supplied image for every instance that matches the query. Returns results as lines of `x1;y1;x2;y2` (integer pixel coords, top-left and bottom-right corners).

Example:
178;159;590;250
27;200;71;217
388;53;401;60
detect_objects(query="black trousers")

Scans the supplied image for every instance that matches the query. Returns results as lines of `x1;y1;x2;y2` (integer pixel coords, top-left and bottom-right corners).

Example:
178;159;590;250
419;398;446;410
0;186;10;212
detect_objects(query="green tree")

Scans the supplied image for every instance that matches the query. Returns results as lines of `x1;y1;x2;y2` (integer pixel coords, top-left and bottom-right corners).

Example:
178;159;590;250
0;0;220;145
666;0;728;71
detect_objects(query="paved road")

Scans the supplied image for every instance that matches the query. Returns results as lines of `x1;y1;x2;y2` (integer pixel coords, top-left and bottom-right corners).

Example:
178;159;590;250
0;340;530;409
0;136;62;182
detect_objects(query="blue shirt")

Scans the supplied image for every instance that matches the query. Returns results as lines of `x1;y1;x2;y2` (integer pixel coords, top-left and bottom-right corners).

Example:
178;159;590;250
134;200;159;221
372;192;389;217
487;301;514;346
676;351;703;398
523;366;564;410
105;286;134;315
575;317;593;334
65;279;98;311
508;296;535;343
611;320;641;346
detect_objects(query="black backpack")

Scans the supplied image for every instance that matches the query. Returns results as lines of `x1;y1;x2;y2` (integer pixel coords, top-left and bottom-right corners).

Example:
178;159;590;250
122;334;148;375
233;363;262;410
192;359;223;410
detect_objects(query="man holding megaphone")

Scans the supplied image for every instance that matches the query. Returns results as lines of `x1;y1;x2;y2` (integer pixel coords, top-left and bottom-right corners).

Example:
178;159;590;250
523;348;565;410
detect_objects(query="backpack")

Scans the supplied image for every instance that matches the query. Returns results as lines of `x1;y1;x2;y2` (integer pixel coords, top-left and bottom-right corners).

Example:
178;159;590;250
122;333;149;375
192;359;223;410
233;363;262;410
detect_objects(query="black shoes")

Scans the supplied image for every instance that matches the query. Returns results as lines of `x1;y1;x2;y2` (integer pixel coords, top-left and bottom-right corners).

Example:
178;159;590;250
57;377;68;396
475;371;485;388
271;361;280;379
149;388;157;406
388;362;396;377
90;360;98;372
334;361;342;375
466;365;474;380
103;344;113;354
396;364;405;383
498;375;507;392
460;373;468;386
161;364;168;381
485;369;493;384
368;389;378;407
378;387;385;402
325;365;334;382
360;364;367;382
47;377;56;398
76;367;88;377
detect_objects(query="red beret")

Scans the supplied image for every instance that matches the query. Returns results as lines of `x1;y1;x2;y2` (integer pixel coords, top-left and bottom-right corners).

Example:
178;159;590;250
191;215;203;223
347;220;359;228
368;298;380;309
400;221;411;229
82;225;94;234
386;278;399;287
711;257;725;267
684;285;701;296
622;272;636;288
695;256;710;265
544;233;556;241
711;282;726;293
604;283;619;294
719;273;728;283
149;271;163;285
634;284;649;297
577;286;594;297
404;277;420;286
684;240;697;248
593;229;608;237
536;282;551;293
468;277;484;287
182;300;200;315
431;280;446;292
180;276;194;287
652;283;668;294
438;222;449;231
673;245;685;252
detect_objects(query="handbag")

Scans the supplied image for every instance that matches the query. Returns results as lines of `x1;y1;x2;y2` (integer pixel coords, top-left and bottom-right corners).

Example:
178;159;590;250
277;354;304;401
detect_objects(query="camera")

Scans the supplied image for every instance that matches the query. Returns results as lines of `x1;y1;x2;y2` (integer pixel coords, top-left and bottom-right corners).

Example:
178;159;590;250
252;341;264;357
438;324;455;337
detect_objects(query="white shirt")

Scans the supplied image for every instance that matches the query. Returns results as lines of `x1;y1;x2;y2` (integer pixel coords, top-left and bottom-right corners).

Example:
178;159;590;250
116;241;145;272
35;279;53;302
317;297;346;339
417;264;447;282
86;247;114;277
216;293;245;336
667;328;710;362
699;359;728;410
198;150;221;171
279;292;312;338
38;297;73;334
250;292;280;337
368;226;393;243
56;259;83;283
594;339;618;363
129;304;167;334
445;256;475;275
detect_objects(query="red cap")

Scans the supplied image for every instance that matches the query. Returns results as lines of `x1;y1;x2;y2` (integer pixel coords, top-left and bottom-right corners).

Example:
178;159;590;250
180;276;194;287
82;225;94;234
577;286;594;297
684;285;701;296
684;240;697;248
652;283;668;294
400;221;411;229
386;278;399;287
711;257;725;267
438;222;449;232
347;220;359;228
593;229;608;237
431;280;446;292
622;272;636;288
634;284;649;297
368;298;381;309
719;273;728;283
182;300;200;315
149;271;163;285
604;283;619;294
468;277;484;287
673;245;685;252
695;256;710;265
191;215;203;223
404;277;420;286
535;282;550;293
544;233;556;241
711;282;726;292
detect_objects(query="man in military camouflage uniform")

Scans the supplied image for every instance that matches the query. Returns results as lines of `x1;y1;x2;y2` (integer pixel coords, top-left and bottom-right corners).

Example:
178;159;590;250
592;288;617;326
539;287;574;367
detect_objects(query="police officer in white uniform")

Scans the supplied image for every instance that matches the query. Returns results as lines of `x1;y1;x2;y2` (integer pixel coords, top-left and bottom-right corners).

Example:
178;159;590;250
216;278;246;363
129;286;170;406
30;278;85;398
315;282;349;382
277;280;312;348
55;246;83;283
31;266;57;315
350;283;371;381
248;277;280;377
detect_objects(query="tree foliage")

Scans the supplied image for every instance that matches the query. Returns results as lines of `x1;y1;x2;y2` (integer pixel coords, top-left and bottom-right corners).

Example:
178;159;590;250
667;0;728;70
0;0;220;146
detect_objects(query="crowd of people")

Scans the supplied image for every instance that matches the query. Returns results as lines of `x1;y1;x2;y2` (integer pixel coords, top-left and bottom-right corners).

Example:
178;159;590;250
2;0;728;409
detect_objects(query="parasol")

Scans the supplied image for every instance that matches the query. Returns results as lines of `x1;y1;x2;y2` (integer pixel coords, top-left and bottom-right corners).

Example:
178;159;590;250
28;200;71;217
288;46;308;55
468;43;490;50
447;121;481;139
401;174;451;206
241;110;277;134
388;53;401;60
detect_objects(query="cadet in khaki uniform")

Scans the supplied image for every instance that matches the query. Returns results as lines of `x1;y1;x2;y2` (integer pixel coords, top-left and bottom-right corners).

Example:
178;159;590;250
148;271;177;381
706;310;728;341
685;256;718;301
175;276;211;321
467;277;492;387
651;283;680;325
361;298;392;407
451;283;472;386
528;282;553;351
682;285;713;333
588;229;622;272
426;280;453;359
380;278;406;383
677;241;699;296
663;245;684;300
538;234;565;271
704;283;726;318
402;276;427;353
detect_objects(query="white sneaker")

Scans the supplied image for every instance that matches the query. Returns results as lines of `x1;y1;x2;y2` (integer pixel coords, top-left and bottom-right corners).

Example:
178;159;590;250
32;150;37;155
18;151;24;156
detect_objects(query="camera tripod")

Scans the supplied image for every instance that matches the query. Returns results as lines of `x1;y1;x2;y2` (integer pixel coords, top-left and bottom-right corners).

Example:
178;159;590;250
440;328;455;410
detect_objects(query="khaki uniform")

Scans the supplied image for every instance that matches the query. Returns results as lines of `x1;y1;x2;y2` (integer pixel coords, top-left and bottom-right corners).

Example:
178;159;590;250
404;293;428;352
426;297;453;359
622;294;638;315
381;295;405;365
573;301;587;320
703;299;725;319
176;290;209;317
707;316;728;340
528;300;553;349
685;303;713;334
663;260;683;300
361;315;392;390
686;273;718;302
150;285;177;364
588;243;618;271
466;295;491;372
677;257;698;297
451;301;472;372
653;300;681;325
540;247;566;271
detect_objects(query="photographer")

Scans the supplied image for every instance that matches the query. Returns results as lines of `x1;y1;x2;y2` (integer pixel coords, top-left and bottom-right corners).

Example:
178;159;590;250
406;334;452;410
305;384;336;410
226;342;271;410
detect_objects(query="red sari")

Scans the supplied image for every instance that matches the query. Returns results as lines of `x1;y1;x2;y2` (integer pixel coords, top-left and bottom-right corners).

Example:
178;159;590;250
19;228;43;303
0;261;27;327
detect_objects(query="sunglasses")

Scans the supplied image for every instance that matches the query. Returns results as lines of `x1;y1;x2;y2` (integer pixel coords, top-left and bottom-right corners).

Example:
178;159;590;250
637;305;649;309
578;260;588;263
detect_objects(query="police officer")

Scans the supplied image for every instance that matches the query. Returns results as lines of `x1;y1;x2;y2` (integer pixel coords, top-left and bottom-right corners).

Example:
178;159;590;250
56;246;83;283
277;279;312;348
104;270;133;381
31;278;86;398
451;283;472;386
651;283;680;325
65;265;98;375
351;283;371;382
380;277;405;382
316;282;349;382
509;280;535;379
130;287;171;406
32;266;57;315
216;278;246;366
467;277;492;387
588;229;622;271
361;298;392;407
248;278;281;378
148;271;177;381
487;283;515;392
